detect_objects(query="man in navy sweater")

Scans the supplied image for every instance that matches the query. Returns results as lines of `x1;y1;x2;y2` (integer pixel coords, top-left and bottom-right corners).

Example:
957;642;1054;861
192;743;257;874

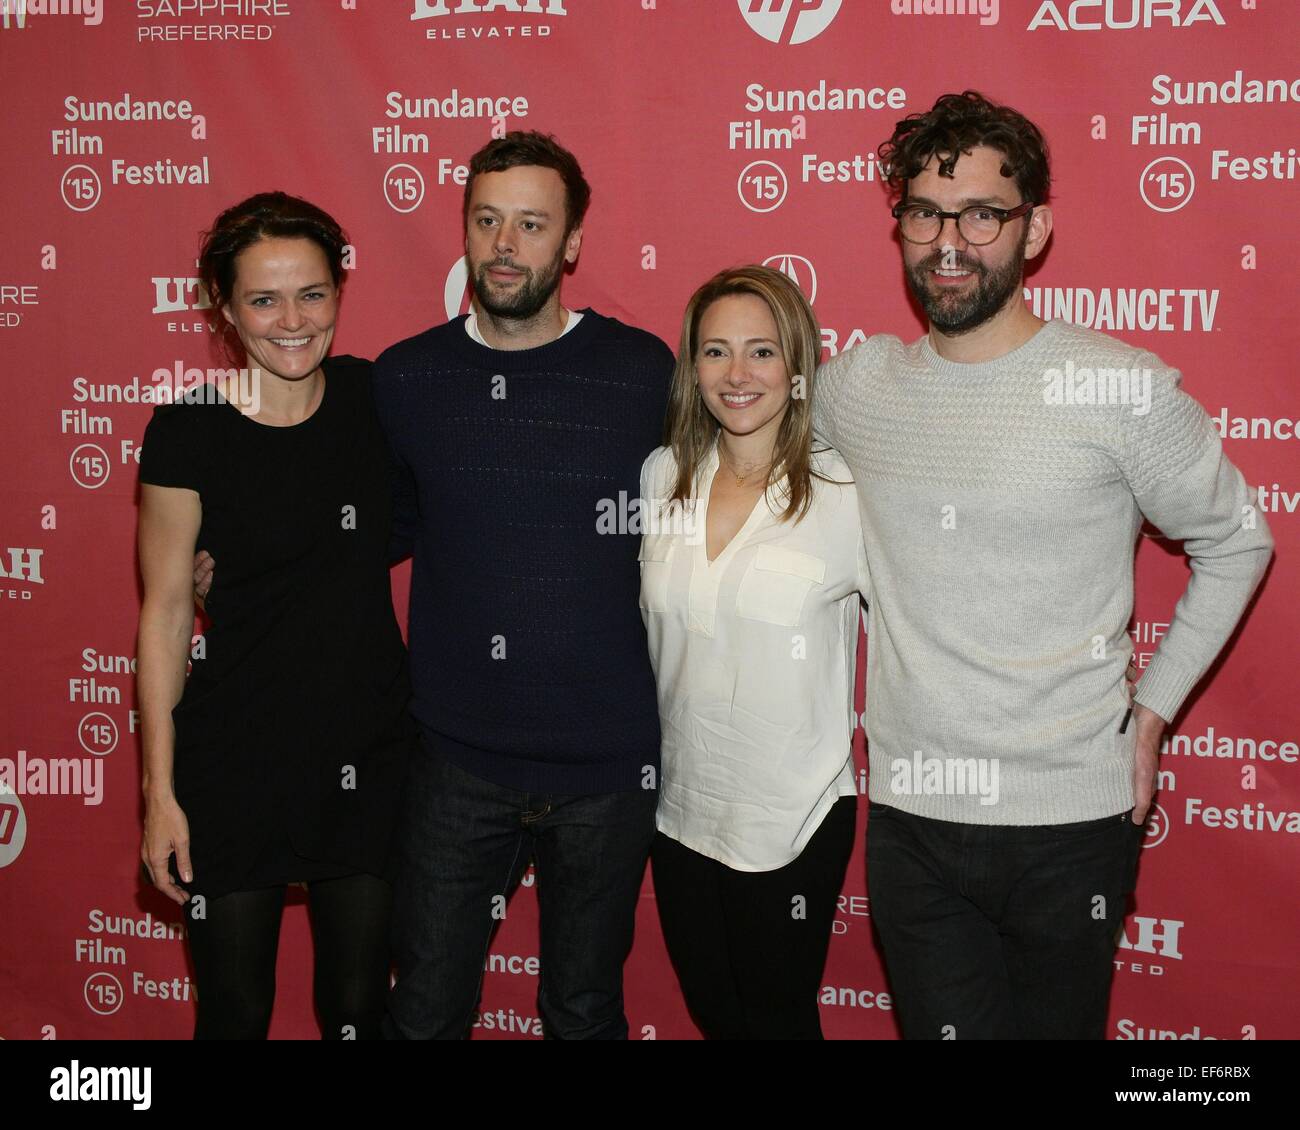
374;132;672;1039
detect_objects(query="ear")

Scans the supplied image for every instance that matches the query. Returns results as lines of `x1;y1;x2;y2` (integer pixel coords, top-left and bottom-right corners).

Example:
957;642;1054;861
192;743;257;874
220;303;235;327
564;225;583;265
1024;204;1053;261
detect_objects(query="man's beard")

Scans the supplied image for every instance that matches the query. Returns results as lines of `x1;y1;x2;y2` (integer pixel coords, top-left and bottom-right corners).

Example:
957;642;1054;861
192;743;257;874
905;232;1027;336
472;246;565;321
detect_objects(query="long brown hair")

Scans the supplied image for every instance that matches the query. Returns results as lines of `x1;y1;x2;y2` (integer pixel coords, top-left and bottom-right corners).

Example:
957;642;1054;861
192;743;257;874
664;264;832;524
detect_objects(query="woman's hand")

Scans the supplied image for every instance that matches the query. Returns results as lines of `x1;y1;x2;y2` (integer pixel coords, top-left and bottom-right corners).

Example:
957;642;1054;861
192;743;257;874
193;550;214;609
142;794;193;906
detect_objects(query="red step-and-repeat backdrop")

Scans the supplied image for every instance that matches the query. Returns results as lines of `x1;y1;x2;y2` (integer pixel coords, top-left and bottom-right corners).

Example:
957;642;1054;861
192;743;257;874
1;0;1296;1040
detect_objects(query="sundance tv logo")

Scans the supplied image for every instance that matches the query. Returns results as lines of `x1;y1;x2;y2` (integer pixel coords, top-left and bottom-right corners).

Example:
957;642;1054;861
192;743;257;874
738;0;841;45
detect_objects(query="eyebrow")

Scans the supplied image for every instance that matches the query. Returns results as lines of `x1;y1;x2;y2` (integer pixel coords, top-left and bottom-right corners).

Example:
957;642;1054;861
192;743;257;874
472;204;552;219
244;282;330;295
700;337;780;347
905;195;1015;208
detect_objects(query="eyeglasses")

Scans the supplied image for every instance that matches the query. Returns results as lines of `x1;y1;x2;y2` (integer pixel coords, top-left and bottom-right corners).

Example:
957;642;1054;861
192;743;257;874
891;201;1036;246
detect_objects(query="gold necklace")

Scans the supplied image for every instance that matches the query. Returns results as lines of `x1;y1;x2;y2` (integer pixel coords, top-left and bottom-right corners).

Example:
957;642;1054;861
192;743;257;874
719;447;771;486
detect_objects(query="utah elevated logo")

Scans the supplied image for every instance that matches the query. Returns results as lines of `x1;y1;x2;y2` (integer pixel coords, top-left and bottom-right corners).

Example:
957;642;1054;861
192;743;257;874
738;0;841;45
412;0;567;18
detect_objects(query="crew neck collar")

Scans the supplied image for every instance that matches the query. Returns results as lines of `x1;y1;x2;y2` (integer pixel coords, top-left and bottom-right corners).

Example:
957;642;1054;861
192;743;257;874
214;358;335;430
447;306;601;368
919;318;1062;377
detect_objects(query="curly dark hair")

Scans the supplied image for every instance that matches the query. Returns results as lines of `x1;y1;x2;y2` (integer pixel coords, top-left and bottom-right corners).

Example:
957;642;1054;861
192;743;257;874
462;130;591;237
878;91;1050;206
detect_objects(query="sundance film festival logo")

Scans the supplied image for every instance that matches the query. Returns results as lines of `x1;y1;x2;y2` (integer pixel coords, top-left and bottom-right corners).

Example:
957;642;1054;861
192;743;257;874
1142;801;1170;848
0;0;103;28
738;0;841;45
763;254;817;305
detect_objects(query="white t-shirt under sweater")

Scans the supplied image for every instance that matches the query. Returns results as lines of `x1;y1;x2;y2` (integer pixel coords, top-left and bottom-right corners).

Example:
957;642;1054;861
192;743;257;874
464;308;583;347
639;441;868;871
814;318;1273;826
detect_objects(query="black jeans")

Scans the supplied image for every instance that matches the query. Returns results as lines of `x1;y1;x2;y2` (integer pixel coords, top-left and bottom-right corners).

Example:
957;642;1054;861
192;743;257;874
383;744;658;1040
866;801;1143;1040
651;796;857;1040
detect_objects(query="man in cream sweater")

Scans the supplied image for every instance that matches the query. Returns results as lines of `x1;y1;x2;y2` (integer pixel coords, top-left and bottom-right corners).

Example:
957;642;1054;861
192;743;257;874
814;91;1273;1040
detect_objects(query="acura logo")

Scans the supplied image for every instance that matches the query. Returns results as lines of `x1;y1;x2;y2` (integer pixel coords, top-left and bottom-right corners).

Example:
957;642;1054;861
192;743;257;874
763;254;818;304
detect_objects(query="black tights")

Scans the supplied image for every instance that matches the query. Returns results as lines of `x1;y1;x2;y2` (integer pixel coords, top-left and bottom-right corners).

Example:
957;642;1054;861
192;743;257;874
185;872;392;1040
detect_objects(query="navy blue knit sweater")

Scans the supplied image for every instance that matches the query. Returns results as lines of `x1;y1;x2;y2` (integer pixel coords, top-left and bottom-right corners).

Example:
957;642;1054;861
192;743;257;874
372;309;672;794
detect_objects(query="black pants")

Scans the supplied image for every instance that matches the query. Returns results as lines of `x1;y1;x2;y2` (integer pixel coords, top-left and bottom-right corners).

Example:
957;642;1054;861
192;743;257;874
867;801;1143;1040
651;796;857;1040
185;872;392;1040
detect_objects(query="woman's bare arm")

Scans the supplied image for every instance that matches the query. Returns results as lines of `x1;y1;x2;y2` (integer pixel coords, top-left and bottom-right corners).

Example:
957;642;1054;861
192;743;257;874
136;483;201;904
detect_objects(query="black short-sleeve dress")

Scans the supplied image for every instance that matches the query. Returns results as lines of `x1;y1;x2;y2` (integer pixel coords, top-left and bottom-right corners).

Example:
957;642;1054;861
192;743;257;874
138;354;414;900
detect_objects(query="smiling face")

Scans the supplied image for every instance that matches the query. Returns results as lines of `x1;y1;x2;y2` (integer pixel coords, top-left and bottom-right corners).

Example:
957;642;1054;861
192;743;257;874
465;165;582;320
901;144;1045;336
220;236;337;382
695;293;793;442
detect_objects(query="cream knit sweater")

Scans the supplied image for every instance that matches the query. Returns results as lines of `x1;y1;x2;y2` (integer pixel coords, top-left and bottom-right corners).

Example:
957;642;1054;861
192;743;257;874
814;318;1273;824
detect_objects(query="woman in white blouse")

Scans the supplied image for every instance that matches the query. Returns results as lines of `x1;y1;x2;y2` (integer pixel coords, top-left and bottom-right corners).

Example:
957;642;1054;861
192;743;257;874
640;265;868;1039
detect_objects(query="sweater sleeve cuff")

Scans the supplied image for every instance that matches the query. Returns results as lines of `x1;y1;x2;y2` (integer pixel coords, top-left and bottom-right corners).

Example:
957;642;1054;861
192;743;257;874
1133;651;1202;724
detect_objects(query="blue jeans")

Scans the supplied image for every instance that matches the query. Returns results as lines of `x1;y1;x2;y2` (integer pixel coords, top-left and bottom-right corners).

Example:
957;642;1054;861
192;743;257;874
866;801;1143;1040
383;741;658;1040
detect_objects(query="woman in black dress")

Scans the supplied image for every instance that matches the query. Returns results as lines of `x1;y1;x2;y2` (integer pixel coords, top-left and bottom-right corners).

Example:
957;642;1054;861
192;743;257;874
136;193;413;1039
